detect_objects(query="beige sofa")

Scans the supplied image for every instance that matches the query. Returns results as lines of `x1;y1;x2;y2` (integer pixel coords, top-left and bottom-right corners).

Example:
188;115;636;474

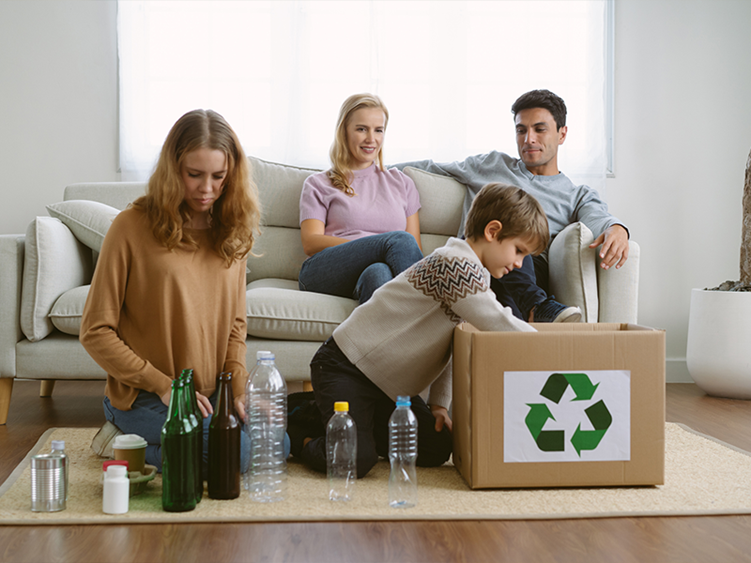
0;156;640;424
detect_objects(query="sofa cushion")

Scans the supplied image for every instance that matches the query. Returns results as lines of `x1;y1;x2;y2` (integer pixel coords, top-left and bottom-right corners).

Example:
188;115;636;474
46;200;120;253
47;278;357;342
547;222;599;322
246;278;356;341
21;217;93;342
403;167;465;237
250;156;319;229
49;285;90;335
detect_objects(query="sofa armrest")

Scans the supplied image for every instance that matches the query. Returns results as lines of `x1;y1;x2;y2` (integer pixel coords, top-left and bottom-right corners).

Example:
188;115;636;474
0;235;24;378
548;222;599;322
597;240;640;323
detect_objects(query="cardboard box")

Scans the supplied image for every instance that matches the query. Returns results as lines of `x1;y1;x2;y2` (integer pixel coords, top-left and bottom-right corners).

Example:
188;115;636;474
452;323;665;489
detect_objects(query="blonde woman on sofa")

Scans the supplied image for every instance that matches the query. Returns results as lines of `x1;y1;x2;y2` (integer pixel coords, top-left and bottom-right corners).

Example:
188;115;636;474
298;93;423;305
80;109;289;475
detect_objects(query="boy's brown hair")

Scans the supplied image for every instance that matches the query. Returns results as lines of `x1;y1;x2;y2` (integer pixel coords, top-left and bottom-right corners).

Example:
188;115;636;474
464;183;549;255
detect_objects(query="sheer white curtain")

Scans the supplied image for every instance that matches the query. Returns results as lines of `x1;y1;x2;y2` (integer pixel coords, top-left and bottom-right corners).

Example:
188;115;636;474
118;0;607;189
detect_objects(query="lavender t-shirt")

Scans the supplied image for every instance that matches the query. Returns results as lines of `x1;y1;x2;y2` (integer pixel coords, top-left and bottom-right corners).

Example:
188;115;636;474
299;164;421;241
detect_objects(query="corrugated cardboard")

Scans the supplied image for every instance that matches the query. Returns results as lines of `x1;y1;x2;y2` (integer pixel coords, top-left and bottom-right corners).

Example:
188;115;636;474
453;322;665;489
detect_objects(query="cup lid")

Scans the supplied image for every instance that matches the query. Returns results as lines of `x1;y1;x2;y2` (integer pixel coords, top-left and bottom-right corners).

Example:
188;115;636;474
113;434;147;449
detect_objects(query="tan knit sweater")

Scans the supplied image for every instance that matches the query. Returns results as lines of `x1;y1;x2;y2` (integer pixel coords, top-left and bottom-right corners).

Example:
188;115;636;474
80;208;248;411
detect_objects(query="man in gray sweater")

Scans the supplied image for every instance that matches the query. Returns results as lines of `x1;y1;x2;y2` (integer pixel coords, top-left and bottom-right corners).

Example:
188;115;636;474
395;89;629;323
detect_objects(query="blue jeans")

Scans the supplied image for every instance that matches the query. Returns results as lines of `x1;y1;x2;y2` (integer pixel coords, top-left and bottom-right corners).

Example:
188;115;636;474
490;254;548;321
103;390;291;475
298;231;423;304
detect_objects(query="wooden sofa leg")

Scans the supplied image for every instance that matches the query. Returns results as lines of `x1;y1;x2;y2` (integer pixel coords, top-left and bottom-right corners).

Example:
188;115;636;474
40;380;56;398
0;378;13;425
303;381;313;392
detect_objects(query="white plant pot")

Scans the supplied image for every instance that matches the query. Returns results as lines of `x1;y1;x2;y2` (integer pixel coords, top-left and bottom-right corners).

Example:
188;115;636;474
687;287;751;399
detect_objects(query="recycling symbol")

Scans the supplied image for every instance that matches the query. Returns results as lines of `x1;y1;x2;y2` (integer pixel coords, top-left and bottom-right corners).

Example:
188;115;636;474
524;373;612;457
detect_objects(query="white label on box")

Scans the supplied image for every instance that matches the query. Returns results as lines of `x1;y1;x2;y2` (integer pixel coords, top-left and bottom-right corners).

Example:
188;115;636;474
503;370;631;463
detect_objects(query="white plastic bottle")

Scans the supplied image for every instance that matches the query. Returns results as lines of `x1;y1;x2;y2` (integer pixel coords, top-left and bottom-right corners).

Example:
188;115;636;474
50;440;69;501
388;396;418;508
326;401;357;502
247;351;287;502
102;465;129;514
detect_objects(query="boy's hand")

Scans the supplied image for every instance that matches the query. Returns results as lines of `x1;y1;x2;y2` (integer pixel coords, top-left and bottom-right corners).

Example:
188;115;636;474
430;405;453;433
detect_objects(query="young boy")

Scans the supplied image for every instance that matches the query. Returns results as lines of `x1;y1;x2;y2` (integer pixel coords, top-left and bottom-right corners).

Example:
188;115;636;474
291;183;550;478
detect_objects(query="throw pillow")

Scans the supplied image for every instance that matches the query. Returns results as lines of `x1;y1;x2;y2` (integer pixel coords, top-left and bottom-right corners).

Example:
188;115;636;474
547;222;598;322
20;217;94;342
46;200;120;253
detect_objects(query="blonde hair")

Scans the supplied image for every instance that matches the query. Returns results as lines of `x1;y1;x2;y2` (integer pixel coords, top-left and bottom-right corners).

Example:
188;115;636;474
464;183;549;255
328;93;389;196
132;109;261;266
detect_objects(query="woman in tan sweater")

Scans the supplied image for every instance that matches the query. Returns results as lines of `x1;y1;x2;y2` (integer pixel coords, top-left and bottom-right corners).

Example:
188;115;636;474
81;109;270;474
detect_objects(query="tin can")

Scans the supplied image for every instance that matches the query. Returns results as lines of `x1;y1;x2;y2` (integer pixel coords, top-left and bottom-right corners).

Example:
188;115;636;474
31;454;66;512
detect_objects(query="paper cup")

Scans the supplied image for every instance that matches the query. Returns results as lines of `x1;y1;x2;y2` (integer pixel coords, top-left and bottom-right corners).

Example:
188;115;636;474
113;434;147;475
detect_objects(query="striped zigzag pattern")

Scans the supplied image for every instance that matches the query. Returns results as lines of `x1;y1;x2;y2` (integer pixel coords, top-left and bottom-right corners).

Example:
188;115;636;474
405;254;487;322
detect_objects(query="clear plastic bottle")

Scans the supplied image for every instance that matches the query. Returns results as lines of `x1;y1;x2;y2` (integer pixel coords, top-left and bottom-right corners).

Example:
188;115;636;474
326;401;357;502
388;395;418;509
246;351;287;502
50;440;69;501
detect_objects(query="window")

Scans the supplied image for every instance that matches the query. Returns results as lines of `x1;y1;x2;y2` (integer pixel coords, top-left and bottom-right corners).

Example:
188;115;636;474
118;0;611;188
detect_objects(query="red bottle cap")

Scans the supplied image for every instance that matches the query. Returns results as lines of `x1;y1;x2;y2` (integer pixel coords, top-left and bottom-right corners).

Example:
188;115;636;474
103;459;129;471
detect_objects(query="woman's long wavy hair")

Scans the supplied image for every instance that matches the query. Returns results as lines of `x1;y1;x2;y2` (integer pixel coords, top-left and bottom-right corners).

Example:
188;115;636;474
132;109;261;266
328;93;389;196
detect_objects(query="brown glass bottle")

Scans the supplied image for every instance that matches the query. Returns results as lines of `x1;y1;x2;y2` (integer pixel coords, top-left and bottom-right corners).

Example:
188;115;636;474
208;372;241;499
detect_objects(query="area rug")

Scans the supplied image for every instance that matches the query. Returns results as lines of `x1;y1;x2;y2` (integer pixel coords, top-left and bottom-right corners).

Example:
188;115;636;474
1;423;751;525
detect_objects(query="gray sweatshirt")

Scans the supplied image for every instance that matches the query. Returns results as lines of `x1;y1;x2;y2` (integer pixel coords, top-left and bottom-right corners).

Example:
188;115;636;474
395;151;626;240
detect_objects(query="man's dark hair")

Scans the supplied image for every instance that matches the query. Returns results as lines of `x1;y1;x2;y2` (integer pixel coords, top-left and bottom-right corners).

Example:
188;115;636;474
511;89;567;130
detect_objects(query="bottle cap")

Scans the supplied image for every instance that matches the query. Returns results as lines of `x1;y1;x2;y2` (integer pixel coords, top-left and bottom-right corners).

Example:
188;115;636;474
257;350;275;360
219;371;233;380
334;401;349;412
51;440;65;451
395;395;411;407
106;465;128;477
103;459;129;472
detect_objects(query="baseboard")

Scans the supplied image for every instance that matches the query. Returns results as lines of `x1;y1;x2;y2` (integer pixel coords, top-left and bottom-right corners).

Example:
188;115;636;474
667;359;693;383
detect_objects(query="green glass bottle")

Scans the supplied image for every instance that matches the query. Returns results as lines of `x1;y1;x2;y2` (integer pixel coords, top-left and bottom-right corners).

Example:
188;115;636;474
161;378;197;512
180;369;203;504
208;372;241;499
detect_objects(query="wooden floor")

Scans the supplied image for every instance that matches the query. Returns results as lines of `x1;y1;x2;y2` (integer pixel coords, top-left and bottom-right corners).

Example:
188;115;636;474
2;380;751;563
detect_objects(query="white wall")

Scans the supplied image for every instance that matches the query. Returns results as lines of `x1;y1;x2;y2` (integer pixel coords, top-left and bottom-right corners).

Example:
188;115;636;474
607;0;751;380
2;0;750;382
0;0;119;236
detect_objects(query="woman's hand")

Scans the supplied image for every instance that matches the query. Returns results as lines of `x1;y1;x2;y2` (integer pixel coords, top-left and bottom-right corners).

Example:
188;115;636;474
160;389;214;418
234;393;247;423
300;219;349;256
430;404;453;433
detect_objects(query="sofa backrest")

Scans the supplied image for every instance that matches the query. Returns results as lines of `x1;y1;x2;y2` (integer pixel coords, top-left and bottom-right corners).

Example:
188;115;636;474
62;156;467;283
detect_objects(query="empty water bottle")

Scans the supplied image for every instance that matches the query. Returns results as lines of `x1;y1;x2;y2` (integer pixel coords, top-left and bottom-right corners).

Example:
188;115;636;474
327;401;357;502
50;440;69;501
246;351;287;502
388;396;418;508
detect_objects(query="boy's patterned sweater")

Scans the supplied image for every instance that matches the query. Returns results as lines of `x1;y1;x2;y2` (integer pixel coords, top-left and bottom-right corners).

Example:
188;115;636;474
333;237;535;409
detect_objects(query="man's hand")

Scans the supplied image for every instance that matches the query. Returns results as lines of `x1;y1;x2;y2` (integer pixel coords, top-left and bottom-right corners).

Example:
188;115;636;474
430;405;453;433
590;224;629;270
